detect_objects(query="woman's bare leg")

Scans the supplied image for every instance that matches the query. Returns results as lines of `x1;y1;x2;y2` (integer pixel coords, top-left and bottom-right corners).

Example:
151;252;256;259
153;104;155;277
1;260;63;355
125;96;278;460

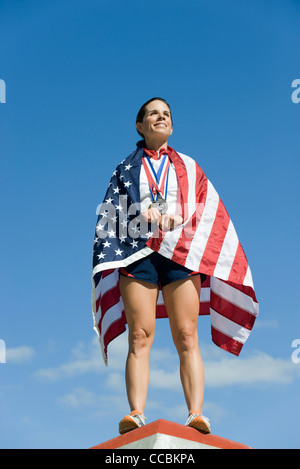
119;276;158;413
162;275;205;413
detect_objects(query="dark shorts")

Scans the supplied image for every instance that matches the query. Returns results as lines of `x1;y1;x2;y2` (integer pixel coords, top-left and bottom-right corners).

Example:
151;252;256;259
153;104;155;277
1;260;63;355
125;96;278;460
119;252;206;288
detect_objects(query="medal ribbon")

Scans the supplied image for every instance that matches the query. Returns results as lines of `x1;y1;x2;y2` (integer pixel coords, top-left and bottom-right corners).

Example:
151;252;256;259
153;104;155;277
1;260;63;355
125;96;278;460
142;154;171;202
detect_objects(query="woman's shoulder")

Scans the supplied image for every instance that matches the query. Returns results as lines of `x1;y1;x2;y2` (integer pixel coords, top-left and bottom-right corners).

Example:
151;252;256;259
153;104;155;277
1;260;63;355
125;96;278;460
172;149;206;180
173;149;201;167
175;150;195;161
114;147;143;170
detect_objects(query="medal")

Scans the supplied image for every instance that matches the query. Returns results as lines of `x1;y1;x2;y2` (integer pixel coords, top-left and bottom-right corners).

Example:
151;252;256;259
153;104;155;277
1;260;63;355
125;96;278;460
142;153;170;215
149;193;168;214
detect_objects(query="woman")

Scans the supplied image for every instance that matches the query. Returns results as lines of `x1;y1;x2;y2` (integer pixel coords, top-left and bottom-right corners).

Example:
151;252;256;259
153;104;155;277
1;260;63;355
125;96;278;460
118;97;210;434
91;97;258;437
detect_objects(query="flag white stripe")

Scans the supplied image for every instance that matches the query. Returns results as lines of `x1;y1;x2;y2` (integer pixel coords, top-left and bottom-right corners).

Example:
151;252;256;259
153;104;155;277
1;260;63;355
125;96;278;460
201;286;211;302
211;277;258;316
213;220;239;280
157;291;164;305
243;265;254;288
177;153;197;218
157;154;196;258
210;308;251;344
92;246;153;276
100;299;124;342
184;181;219;271
95;269;118;302
157;225;184;258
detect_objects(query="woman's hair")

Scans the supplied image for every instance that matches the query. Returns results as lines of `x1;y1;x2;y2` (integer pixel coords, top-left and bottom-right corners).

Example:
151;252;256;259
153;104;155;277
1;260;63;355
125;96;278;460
136;97;173;142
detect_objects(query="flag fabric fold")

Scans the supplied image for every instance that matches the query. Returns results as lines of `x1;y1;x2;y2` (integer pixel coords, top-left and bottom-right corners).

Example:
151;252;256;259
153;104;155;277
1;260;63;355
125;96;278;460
91;146;259;365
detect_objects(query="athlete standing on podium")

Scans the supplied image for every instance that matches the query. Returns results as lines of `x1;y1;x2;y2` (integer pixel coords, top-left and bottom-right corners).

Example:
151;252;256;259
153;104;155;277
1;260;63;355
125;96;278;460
118;98;211;435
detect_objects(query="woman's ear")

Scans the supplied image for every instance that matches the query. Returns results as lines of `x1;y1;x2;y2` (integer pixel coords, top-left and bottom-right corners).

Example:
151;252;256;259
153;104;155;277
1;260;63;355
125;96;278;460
136;122;144;137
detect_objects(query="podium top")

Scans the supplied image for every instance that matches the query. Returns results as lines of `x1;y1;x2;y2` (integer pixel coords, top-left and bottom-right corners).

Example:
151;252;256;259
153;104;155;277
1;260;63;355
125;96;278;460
90;419;252;450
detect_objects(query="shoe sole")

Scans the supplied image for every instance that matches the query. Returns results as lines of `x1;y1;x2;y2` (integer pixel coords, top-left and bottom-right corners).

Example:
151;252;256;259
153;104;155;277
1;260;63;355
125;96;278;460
119;416;139;435
188;416;211;434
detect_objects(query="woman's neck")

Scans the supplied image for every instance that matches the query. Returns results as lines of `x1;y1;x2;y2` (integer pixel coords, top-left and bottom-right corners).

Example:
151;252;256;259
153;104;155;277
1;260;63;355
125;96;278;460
144;139;169;152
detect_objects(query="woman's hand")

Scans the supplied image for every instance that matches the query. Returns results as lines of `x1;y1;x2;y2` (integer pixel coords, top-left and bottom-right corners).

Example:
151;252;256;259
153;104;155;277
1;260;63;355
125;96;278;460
159;214;183;231
141;209;183;232
141;208;161;223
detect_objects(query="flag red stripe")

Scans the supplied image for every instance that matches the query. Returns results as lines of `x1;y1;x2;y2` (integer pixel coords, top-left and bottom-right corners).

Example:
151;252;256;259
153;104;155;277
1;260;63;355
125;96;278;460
102;269;115;279
228;242;248;284
194;159;207;205
171;164;208;265
96;295;100;313
211;327;243;356
156;304;168;318
210;291;256;330
98;285;121;335
95;271;117;312
222;279;258;303
102;311;127;357
169;149;190;221
170;210;198;264
99;285;121;318
199;301;210;316
198;198;230;275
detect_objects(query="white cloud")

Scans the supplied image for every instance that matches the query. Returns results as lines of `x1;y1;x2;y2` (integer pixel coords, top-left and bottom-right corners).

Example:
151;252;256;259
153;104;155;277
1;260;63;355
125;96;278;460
150;368;181;391
105;371;125;390
58;386;128;418
149;344;300;390
44;336;300;434
58;387;98;408
34;333;300;390
6;346;35;364
254;319;280;329
34;334;128;382
34;337;104;381
204;351;300;387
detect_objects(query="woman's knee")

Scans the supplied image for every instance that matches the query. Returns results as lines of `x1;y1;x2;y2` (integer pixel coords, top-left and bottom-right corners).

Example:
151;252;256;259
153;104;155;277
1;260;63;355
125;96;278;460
173;326;198;355
128;327;154;355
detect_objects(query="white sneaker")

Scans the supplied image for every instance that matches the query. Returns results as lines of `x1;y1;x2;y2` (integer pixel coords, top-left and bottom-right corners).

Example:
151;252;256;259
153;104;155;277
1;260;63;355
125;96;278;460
119;410;146;435
185;412;211;434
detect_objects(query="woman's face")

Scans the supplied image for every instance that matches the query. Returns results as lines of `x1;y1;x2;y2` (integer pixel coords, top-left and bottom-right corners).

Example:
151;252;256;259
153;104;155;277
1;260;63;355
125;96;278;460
136;100;173;144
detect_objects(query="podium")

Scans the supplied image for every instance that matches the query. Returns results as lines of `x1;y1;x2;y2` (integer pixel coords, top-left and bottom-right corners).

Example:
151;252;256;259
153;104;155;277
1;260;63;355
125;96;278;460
90;419;252;449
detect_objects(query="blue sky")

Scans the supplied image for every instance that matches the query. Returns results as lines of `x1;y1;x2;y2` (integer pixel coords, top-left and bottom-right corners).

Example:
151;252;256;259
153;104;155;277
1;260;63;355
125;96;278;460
0;0;299;449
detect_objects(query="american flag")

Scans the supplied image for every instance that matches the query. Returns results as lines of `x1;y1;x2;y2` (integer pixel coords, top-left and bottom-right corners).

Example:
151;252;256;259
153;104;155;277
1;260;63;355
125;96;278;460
91;146;259;365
